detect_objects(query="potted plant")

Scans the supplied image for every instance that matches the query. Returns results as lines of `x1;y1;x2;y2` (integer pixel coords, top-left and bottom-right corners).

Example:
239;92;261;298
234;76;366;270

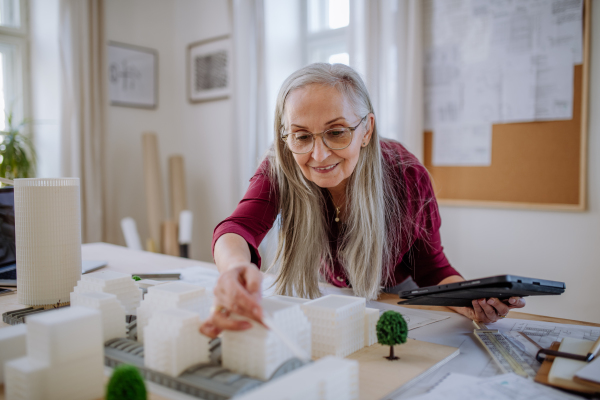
0;111;35;182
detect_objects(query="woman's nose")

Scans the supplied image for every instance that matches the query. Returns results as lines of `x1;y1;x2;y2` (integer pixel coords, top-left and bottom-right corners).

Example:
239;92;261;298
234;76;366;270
311;136;330;162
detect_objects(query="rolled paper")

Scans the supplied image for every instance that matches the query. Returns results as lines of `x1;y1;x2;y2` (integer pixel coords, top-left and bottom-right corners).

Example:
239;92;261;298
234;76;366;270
120;217;143;251
178;210;193;245
168;155;187;222
14;178;82;306
142;132;165;253
162;220;179;257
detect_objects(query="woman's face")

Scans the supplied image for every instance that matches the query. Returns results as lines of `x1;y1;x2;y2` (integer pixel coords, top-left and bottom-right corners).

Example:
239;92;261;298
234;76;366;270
283;84;374;192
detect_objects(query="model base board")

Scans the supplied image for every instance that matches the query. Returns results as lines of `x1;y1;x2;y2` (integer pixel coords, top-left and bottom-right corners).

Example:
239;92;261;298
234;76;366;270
346;338;460;400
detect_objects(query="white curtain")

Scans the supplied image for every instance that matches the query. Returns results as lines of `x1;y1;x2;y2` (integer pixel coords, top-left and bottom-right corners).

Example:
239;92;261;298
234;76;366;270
59;0;106;243
231;0;270;197
351;0;424;161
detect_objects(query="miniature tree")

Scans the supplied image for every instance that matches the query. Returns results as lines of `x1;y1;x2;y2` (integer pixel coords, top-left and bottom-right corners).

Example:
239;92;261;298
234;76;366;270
106;364;147;400
132;275;142;281
376;310;408;360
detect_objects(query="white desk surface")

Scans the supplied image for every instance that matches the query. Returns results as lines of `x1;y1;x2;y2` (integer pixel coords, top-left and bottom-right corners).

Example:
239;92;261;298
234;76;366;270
1;243;598;400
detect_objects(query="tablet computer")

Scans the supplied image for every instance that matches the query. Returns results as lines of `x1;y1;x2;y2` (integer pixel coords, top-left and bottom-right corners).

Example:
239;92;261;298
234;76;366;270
397;275;565;307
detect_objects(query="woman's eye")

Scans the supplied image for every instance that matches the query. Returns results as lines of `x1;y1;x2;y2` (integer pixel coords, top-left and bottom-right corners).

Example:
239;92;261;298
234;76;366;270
328;130;345;137
294;133;311;141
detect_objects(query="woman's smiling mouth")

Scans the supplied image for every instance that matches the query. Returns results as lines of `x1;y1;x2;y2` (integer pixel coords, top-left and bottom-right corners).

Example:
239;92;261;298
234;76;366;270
311;162;341;173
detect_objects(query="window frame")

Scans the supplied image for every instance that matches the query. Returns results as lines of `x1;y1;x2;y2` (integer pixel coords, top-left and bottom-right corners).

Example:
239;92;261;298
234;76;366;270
301;0;351;66
0;0;29;133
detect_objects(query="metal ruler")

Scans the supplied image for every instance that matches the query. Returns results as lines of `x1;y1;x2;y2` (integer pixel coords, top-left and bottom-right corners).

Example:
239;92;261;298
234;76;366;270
473;322;537;378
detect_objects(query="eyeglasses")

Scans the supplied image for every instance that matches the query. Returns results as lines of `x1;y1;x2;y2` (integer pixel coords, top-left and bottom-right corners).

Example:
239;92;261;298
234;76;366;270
281;115;367;155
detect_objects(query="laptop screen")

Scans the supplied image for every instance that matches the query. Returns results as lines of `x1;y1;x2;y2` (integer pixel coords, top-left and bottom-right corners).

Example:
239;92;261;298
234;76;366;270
0;187;16;268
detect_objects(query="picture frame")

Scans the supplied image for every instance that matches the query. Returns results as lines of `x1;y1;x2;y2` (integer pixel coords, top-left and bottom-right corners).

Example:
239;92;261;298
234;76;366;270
187;35;232;103
107;41;158;109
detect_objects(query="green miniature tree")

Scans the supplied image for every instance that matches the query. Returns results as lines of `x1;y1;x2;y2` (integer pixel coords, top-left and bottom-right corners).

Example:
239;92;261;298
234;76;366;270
106;364;147;400
376;310;408;360
132;275;142;281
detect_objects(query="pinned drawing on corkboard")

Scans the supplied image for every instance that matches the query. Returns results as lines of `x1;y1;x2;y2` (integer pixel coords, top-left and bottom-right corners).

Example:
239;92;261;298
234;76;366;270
423;0;590;211
187;35;232;103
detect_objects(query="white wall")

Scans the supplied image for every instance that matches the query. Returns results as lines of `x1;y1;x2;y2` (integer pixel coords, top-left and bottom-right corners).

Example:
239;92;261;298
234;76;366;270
104;0;236;262
437;5;600;324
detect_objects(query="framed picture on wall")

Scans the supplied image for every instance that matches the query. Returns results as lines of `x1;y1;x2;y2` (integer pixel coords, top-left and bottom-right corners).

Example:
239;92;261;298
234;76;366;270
187;35;232;103
107;42;158;109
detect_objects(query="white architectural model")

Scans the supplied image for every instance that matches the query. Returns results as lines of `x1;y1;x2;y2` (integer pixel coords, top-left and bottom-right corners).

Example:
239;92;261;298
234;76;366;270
136;281;211;343
70;291;126;342
144;308;210;376
4;307;104;400
71;270;142;314
301;295;366;358
235;356;359;400
0;324;27;384
14;178;82;306
365;308;380;347
222;298;311;380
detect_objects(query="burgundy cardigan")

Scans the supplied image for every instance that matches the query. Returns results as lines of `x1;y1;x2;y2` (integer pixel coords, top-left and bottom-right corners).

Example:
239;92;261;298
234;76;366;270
213;140;460;289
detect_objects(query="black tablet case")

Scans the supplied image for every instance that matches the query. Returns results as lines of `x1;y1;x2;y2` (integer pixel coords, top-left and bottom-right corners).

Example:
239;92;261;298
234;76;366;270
397;275;565;307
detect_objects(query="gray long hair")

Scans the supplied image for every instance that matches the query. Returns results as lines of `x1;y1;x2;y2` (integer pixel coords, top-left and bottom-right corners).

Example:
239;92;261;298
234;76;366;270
266;63;412;300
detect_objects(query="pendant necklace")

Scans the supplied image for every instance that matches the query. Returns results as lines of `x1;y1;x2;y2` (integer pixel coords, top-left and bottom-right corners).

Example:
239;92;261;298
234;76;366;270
332;198;342;223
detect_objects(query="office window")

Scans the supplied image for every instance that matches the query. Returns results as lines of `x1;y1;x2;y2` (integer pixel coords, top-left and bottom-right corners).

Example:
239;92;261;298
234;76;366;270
0;0;27;131
305;0;350;65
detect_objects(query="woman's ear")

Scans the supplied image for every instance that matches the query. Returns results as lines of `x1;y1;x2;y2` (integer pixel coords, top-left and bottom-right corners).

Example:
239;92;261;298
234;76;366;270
361;113;375;146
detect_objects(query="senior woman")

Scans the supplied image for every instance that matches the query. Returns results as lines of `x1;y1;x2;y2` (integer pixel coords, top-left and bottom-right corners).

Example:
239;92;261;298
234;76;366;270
200;63;525;338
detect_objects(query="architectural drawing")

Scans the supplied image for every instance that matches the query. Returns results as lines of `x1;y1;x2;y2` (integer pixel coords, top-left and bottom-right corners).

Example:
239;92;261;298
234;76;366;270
222;297;311;380
235;356;359;400
4;307;104;400
144;308;210;376
136;281;211;343
72;270;142;314
70;291;126;342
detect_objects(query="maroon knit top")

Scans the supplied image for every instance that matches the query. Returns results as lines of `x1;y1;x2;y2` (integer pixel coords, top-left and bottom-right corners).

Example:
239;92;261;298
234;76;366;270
213;139;460;289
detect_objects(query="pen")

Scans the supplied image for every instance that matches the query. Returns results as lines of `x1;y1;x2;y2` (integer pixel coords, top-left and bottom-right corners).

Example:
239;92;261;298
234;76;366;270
587;336;600;362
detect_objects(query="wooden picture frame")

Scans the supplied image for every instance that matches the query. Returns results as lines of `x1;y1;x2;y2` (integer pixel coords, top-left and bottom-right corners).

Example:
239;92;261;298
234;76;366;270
107;41;158;109
187;35;232;103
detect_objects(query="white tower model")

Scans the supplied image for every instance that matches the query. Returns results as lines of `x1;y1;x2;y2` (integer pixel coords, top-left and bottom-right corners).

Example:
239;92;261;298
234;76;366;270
235;356;359;400
136;281;211;343
4;307;104;400
70;291;126;342
71;270;142;314
301;295;366;358
144;308;210;376
14;178;82;306
222;298;311;380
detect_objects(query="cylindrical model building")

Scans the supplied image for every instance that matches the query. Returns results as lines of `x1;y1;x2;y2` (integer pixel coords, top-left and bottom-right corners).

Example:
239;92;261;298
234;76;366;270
14;178;82;306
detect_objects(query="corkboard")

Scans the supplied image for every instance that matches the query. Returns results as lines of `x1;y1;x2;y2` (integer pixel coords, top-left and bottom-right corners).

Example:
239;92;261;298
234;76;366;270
424;0;590;211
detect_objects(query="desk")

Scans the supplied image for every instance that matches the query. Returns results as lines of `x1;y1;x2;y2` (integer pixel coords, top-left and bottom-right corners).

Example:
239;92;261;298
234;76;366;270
1;243;599;399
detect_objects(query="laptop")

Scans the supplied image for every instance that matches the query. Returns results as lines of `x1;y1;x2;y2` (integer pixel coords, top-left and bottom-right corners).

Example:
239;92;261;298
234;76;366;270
0;187;107;287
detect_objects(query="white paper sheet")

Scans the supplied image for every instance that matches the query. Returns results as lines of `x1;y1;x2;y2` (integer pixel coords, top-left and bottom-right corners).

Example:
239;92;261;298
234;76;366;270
410;373;581;400
424;0;582;165
432;123;492;166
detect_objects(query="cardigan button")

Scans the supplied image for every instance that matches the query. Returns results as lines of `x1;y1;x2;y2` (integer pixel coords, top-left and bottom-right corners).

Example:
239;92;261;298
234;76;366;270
336;276;344;282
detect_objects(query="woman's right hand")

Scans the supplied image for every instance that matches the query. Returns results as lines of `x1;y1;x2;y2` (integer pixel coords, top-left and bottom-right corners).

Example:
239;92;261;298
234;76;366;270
199;263;264;339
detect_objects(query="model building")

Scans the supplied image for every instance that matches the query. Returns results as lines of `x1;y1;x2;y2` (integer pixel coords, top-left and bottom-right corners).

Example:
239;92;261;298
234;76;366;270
71;270;142;314
0;324;27;384
365;307;380;346
301;295;368;358
234;356;359;400
136;281;211;343
144;308;210;376
4;307;104;400
70;291;126;342
222;297;311;380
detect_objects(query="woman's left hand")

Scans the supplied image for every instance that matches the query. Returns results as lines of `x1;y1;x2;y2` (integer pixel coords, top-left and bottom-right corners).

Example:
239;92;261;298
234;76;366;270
451;297;526;324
